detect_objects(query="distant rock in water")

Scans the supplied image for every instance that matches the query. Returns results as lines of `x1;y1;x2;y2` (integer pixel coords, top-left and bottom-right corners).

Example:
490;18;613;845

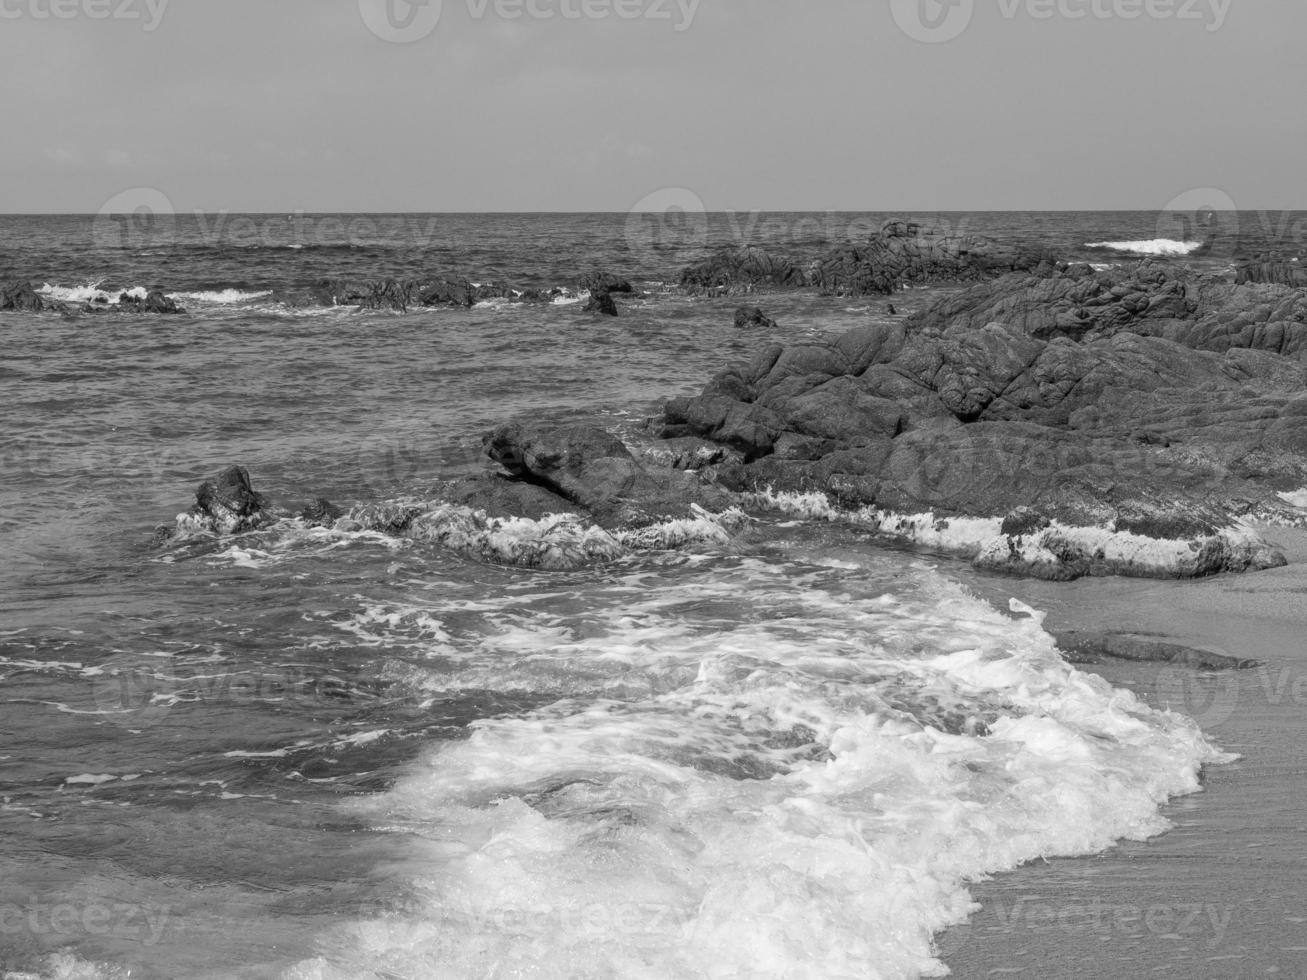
1235;253;1307;288
418;279;475;308
681;246;807;294
580;271;633;296
299;498;344;528
654;259;1307;579
118;290;182;314
679;221;1054;297
585;290;619;316
1;282;53;312
734;306;777;329
188;466;270;535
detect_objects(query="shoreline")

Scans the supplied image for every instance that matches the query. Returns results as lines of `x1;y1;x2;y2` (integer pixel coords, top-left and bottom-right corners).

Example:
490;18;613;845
937;527;1307;978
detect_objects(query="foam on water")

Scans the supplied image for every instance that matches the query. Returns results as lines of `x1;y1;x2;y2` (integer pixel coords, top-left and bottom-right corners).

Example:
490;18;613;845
165;288;274;304
38;282;148;304
286;550;1228;980
1083;238;1205;256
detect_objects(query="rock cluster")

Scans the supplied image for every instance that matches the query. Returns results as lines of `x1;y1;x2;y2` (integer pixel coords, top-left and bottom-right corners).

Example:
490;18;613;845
680;221;1054;297
656;262;1307;578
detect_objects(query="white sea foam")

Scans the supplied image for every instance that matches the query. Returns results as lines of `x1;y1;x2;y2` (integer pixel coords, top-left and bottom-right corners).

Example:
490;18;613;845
1084;238;1206;256
290;552;1228;980
1278;488;1307;509
165;289;273;304
38;282;148;304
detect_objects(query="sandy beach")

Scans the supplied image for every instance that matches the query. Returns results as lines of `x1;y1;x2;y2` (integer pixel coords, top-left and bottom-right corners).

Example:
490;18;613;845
941;528;1307;979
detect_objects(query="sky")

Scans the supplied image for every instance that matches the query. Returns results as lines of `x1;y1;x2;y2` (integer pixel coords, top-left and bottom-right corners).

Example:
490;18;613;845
0;0;1302;212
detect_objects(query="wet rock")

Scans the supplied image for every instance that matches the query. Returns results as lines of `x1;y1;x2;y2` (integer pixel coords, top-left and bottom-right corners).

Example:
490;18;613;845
417;279;475;308
681;246;807;294
585;290;619;316
656;260;1307;578
299;498;344;528
189;465;270;535
580;271;633;295
482;422;732;527
119;290;183;314
1052;631;1260;670
0;282;52;312
734;306;777;329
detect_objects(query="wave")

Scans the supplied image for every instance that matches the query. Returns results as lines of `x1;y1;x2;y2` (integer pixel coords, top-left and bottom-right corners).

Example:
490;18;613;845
165;289;274;304
38;281;148;304
1083;238;1206;257
287;553;1227;979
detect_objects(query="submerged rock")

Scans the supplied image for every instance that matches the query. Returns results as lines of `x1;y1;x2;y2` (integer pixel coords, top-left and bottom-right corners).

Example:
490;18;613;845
1052;631;1260;670
187;465;270;535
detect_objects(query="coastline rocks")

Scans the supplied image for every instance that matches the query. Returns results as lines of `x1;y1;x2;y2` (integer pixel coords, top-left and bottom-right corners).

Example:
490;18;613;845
734;306;777;329
482;422;732;527
187;466;271;535
656;264;1307;578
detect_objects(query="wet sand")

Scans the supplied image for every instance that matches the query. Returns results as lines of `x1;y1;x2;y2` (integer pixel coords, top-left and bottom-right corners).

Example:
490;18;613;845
940;529;1307;979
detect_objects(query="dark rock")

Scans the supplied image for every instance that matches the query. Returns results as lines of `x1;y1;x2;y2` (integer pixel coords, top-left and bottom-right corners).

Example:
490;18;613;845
656;259;1307;578
681;246;807;294
734;306;777;329
118;290;182;314
580;271;633;295
585;291;619;317
0;282;51;312
1052;631;1260;670
300;498;344;528
418;279;475;308
190;466;269;535
482;422;732;526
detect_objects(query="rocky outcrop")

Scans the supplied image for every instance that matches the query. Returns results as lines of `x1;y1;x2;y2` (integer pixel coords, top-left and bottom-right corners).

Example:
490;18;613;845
679;221;1054;297
187;466;271;535
482;422;732;527
655;262;1307;579
811;222;1054;296
681;247;808;294
1236;254;1307;289
580;271;633;296
1;282;53;312
734;306;777;329
118;290;182;314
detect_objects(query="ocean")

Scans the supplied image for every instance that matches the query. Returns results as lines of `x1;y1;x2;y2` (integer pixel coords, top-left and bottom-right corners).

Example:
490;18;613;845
1;211;1298;979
